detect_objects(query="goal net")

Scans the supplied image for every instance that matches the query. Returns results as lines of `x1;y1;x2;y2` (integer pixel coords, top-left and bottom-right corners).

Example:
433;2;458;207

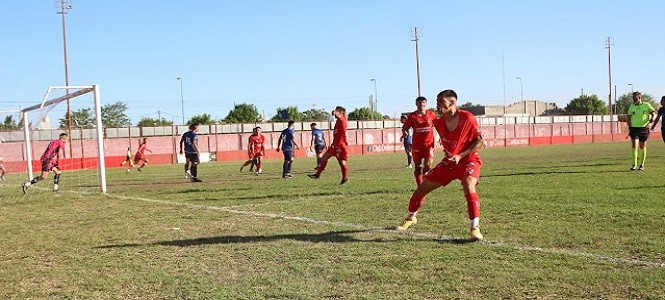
0;85;107;202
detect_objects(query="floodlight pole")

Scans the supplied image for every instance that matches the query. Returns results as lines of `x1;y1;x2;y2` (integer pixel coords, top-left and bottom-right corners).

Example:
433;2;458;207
412;27;422;97
57;0;74;157
177;77;185;124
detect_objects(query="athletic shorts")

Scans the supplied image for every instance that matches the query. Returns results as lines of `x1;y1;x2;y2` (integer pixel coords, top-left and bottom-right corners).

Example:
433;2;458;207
404;142;412;153
41;159;58;172
314;144;326;155
326;145;348;161
628;127;650;142
425;158;482;187
185;153;200;163
282;149;294;161
411;142;435;162
133;154;147;164
124;155;132;161
249;151;263;159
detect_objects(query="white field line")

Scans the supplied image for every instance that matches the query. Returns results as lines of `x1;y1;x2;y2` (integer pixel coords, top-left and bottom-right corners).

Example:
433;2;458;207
105;192;665;269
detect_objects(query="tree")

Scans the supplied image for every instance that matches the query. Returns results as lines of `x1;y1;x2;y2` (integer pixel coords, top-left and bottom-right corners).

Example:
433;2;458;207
136;117;174;127
223;103;261;123
271;106;302;121
614;93;656;114
459;102;484;115
0;115;19;130
187;113;215;125
101;101;131;127
348;107;384;120
564;94;608;115
302;108;329;121
60;108;94;128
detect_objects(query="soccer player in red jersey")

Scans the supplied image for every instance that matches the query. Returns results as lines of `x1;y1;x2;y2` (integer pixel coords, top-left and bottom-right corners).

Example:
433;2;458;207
402;96;438;186
130;138;152;173
397;90;486;241
240;127;265;175
22;133;68;193
308;106;349;184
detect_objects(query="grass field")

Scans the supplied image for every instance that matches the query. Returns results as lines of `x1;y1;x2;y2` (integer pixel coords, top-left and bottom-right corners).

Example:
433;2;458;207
1;142;664;299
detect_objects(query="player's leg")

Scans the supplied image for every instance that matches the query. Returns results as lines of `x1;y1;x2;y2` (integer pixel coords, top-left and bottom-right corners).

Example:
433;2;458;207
184;156;191;178
412;148;425;185
309;150;334;178
336;147;349;184
189;154;202;182
52;167;62;192
630;138;639;170
397;178;442;230
638;138;647;170
255;156;263;174
404;143;413;168
462;175;483;241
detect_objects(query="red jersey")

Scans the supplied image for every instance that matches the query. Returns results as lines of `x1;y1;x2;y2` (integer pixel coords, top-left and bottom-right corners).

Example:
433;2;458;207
136;143;148;156
332;115;348;147
41;139;65;162
434;110;482;165
249;134;265;153
404;110;437;145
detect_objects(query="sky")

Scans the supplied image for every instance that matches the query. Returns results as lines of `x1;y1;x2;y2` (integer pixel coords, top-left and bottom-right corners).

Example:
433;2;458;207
1;0;664;125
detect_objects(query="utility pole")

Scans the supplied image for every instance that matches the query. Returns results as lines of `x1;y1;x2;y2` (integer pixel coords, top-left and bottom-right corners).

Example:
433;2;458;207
411;27;422;97
57;0;73;156
605;37;613;116
158;110;162;123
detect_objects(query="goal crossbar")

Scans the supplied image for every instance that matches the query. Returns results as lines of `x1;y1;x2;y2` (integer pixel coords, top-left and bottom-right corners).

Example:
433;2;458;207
22;84;107;193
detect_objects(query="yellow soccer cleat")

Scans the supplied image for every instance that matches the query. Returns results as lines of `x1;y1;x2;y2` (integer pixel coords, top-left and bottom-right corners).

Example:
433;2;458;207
470;227;484;242
396;217;417;231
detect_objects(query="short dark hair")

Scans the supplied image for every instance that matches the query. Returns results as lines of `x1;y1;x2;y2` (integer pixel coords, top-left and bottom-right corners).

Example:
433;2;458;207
287;120;295;126
189;122;200;130
633;91;642;97
310;123;317;127
437;89;458;99
335;106;346;114
415;96;427;102
255;126;261;130
400;115;407;120
59;133;68;138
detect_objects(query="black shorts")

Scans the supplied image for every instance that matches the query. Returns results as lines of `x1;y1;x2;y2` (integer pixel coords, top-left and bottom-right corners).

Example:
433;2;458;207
404;142;412;153
41;160;58;172
282;149;294;161
628;127;650;142
314;144;326;155
185;153;200;163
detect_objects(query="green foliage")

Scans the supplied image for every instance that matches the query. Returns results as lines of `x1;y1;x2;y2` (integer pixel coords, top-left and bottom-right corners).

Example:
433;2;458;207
348;107;383;120
302;108;330;121
459;102;484;115
564;94;608;115
271;106;302;121
187;113;216;125
224;103;261;123
60;108;94;128
101;102;131;127
136;117;174;127
614;93;656;114
0;115;19;130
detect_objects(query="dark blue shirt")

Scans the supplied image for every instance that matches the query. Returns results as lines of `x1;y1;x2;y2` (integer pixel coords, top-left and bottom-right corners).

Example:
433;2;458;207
402;126;413;145
312;128;326;146
181;130;198;154
658;107;665;128
280;128;296;151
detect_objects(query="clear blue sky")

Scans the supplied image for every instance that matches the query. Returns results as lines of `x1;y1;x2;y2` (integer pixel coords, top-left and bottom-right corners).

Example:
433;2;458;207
1;0;664;124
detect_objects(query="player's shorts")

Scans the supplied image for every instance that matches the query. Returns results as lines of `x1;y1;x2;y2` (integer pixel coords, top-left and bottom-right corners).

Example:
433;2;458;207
124;155;131;161
185;153;200;163
326;145;348;161
249;151;263;159
628;127;650;142
314;144;326;155
403;142;412;153
133;154;147;164
41;159;58;172
411;142;435;162
282;149;294;161
425;158;482;187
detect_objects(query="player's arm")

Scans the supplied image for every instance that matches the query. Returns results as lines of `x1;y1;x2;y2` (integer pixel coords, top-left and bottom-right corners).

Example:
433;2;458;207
276;134;283;152
293;133;300;150
626;111;632;128
401;125;409;142
651;111;663;130
179;135;185;154
310;134;315;150
449;136;484;164
192;137;199;154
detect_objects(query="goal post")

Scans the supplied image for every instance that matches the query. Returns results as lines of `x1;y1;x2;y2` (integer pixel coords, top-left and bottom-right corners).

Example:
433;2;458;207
21;84;107;193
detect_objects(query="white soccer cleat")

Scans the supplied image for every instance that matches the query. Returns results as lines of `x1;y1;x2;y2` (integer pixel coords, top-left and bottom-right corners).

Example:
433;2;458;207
470;227;484;242
53;184;59;192
185;170;192;178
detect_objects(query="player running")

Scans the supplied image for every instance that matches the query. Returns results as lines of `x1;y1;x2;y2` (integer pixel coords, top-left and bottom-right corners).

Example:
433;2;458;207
129;138;152;173
402;96;438;185
396;90;486;242
22;133;68;193
179;123;203;182
277;121;300;178
240;126;265;175
120;147;134;170
309;122;327;170
627;92;656;170
650;96;665;144
400;115;413;168
308;106;349;184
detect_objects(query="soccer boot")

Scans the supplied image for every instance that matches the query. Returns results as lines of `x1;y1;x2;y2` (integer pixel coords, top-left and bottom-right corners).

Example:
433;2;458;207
638;165;644;171
470;227;484;242
185;170;192;178
191;177;203;182
307;174;320;179
396;217;417;231
53;184;59;192
22;182;31;194
340;178;349;185
630;165;637;171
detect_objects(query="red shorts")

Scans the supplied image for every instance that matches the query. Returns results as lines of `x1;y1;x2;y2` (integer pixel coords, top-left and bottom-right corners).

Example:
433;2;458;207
326;145;348;161
425;158;482;187
411;142;435;162
134;154;147;163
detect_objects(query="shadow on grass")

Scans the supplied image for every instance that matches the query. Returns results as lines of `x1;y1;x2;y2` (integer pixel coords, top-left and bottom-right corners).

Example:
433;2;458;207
484;167;629;177
615;185;665;190
95;228;471;249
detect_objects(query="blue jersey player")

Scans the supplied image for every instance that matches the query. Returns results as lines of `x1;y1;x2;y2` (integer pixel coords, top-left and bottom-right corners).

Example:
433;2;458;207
277;120;300;178
309;122;327;170
179;122;203;182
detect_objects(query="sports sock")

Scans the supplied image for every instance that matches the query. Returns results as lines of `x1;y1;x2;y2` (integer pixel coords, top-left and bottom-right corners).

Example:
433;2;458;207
415;174;423;186
640;148;647;166
470;217;480;230
407;154;412;166
30;176;44;185
53;173;61;185
282;161;288;176
632;148;638;166
191;165;198;178
316;160;328;176
465;193;480;221
407;193;426;213
406;211;417;220
256;160;262;172
341;163;348;180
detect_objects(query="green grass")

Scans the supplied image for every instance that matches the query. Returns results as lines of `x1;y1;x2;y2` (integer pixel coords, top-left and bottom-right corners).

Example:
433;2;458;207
1;142;664;299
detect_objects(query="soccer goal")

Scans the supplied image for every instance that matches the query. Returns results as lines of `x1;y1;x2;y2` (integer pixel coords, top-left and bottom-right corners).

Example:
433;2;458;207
19;85;107;193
